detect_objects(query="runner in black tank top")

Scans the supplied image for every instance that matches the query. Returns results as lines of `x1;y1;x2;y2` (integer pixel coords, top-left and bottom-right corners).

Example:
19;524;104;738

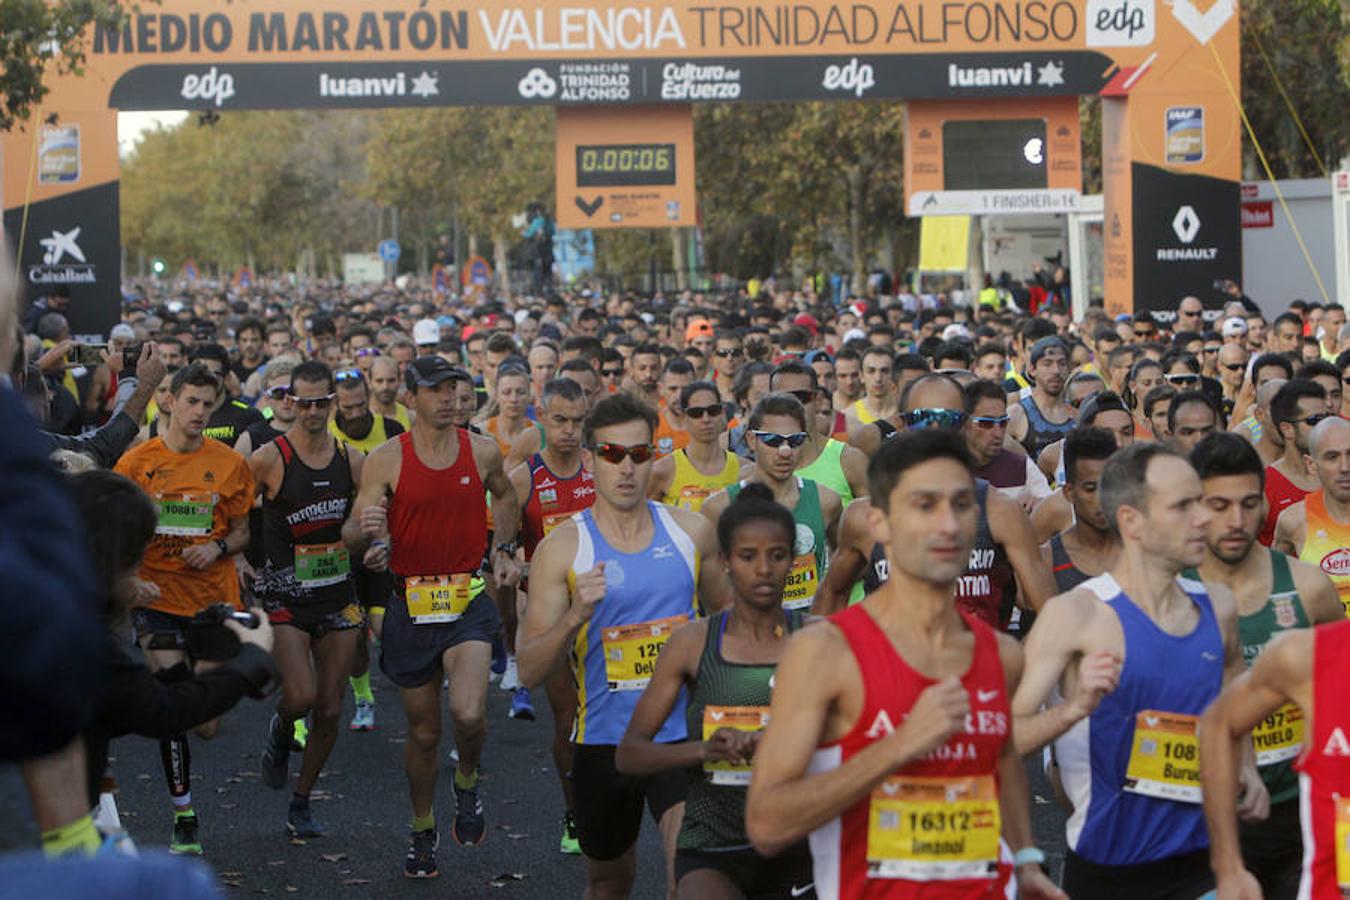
1049;533;1091;592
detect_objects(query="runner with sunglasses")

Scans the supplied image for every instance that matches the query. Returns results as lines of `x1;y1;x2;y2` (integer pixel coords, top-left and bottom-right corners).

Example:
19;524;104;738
1260;380;1329;547
250;361;365;839
1274;416;1350;614
518;392;730;899
649;380;745;512
703;393;842;615
616;482;814;900
711;331;745;403
113;362;256;854
963;380;1051;512
508;377;595;852
328;365;406;733
347;355;521;879
770;361;869;505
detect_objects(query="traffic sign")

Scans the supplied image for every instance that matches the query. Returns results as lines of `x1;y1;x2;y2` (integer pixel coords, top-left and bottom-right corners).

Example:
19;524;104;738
378;239;401;262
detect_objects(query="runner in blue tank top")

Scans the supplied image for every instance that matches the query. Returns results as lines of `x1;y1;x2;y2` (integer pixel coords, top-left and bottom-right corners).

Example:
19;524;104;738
1012;444;1248;899
517;393;731;900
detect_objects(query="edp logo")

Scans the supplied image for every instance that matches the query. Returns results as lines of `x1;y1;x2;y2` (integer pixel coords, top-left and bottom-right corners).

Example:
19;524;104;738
180;67;236;107
1085;0;1155;47
822;58;875;98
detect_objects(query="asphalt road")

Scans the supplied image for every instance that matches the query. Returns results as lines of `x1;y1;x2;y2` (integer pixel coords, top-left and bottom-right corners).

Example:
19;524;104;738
17;657;1070;898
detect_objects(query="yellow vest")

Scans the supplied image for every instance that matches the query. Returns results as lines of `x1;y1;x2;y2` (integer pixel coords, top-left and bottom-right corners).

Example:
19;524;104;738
663;448;739;512
329;414;390;454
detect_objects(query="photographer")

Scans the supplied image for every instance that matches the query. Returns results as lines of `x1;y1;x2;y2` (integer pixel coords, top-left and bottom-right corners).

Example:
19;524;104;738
71;469;279;812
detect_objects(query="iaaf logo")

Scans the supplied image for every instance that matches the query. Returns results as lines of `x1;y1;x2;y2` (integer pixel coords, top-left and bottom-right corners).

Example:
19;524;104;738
180;66;235;107
822;58;874;98
30;227;96;284
1085;0;1155;47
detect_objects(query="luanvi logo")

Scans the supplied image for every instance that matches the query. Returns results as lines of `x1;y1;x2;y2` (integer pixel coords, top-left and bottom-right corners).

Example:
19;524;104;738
31;227;96;284
1085;0;1155;46
180;66;235;107
822;58;875;97
948;61;1063;89
317;71;440;98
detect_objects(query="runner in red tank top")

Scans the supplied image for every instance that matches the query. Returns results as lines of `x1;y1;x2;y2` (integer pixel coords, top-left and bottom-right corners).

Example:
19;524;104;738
747;429;1062;900
349;356;521;880
1258;379;1328;545
1201;619;1350;899
505;377;595;850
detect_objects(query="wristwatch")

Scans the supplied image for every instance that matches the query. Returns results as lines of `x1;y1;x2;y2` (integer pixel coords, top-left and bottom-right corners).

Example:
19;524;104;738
215;538;230;557
1013;847;1046;867
494;541;518;557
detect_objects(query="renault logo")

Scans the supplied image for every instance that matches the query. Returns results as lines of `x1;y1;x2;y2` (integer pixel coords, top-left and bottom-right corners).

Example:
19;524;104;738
1172;206;1201;243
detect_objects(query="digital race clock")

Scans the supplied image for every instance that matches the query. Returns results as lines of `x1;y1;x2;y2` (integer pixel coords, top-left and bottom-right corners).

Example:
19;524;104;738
575;143;677;187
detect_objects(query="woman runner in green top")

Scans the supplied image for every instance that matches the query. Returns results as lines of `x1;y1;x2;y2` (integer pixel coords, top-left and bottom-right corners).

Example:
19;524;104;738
617;482;814;900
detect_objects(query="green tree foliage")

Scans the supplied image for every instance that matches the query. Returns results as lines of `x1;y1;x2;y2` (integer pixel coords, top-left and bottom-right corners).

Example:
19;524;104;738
0;0;136;131
1241;0;1350;178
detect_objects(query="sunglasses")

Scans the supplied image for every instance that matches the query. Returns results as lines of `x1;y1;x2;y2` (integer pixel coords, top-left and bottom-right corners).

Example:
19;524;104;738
714;348;743;359
293;393;335;410
355;347;381;358
1223;363;1247;372
783;389;817;406
589;442;657;465
684;403;724;420
752;430;809;449
901;408;969;430
1203;346;1221;355
1287;412;1332;428
335;368;364;383
969;414;1010;429
1165;373;1200;385
1133;329;1154;337
264;386;290;400
602;368;624;378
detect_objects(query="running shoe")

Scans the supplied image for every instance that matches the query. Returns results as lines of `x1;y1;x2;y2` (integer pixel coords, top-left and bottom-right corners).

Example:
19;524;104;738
349;700;376;732
261;714;290;790
489;635;507;683
404;828;439;879
452;782;486;847
291;718;308;752
169;811;202;855
559;812;581;855
508;687;535;721
500;655;520;691
287;796;326;839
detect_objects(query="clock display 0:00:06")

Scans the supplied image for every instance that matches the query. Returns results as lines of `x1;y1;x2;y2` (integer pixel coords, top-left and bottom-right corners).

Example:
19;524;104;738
575;143;677;187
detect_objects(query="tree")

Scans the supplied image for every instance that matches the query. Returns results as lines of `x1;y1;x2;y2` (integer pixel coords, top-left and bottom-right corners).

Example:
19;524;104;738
0;0;131;130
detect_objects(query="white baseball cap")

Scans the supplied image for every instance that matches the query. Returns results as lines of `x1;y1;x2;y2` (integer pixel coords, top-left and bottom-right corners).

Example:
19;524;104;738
109;323;136;342
413;318;440;346
1221;317;1248;337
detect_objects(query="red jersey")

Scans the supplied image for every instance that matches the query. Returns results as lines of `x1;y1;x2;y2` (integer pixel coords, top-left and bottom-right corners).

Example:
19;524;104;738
1294;619;1350;898
521;452;594;560
809;605;1013;899
1261;464;1310;547
388;429;486;578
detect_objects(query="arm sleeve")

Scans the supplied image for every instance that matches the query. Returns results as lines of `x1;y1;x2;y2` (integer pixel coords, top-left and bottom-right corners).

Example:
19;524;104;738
43;412;140;468
0;387;101;761
100;643;280;740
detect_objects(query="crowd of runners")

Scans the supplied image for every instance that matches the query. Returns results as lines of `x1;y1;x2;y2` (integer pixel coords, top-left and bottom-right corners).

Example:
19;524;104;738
9;273;1350;899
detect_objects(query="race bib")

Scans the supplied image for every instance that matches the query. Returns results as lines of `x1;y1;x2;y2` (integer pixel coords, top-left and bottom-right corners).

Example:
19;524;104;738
405;574;473;624
867;775;1000;881
542;511;573;536
1252;703;1304;767
676;485;712;511
155;493;216;537
601;615;688;692
294;542;351;588
702;705;770;786
1123;710;1201;803
1336;796;1350;888
782;553;818;610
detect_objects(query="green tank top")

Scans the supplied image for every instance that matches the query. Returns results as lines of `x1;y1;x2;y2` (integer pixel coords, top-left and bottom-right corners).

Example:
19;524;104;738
1184;549;1307;804
728;478;829;610
795;438;852;505
678;608;805;851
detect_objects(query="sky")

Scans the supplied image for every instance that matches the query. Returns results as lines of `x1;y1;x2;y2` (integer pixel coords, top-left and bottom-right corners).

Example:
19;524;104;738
118;110;188;157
